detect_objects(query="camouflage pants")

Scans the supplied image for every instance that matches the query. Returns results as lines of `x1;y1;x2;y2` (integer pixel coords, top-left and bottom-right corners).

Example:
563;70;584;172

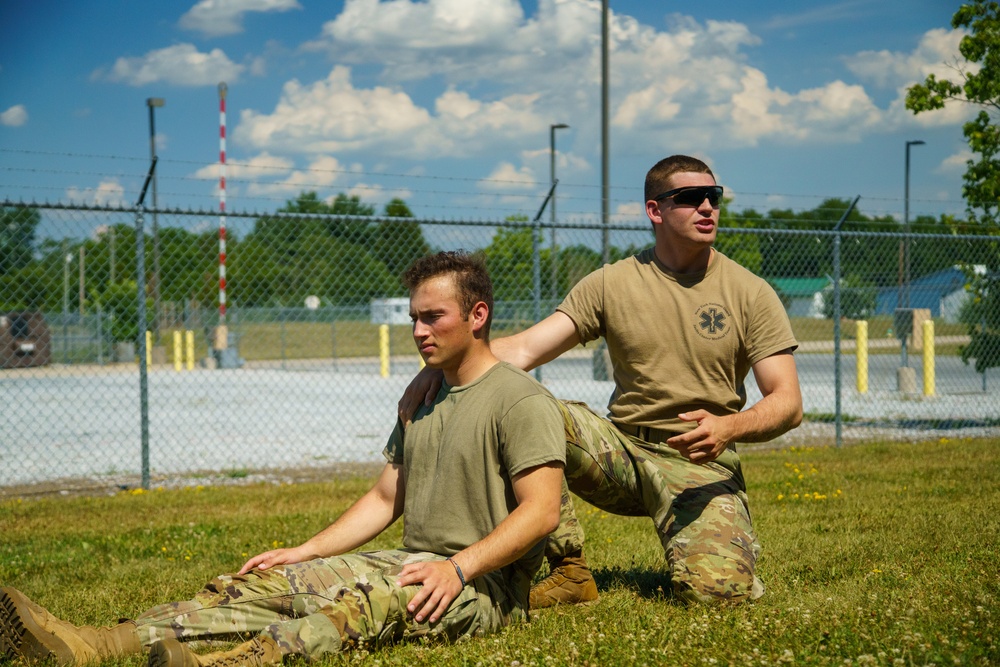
547;401;763;604
133;549;524;659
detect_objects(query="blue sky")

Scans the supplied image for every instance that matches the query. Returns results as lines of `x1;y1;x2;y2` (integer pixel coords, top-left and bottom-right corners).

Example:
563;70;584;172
0;0;976;230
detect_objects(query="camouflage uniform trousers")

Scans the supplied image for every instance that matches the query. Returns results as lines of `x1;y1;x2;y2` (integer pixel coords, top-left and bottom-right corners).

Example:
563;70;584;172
132;549;526;659
547;401;763;604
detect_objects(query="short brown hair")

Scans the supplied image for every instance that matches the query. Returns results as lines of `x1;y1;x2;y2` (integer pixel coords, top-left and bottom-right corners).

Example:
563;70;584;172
403;251;494;337
644;155;716;202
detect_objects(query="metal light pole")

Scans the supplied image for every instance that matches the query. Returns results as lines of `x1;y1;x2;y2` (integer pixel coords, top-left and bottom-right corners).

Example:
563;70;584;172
600;0;610;264
550;123;569;303
896;139;925;393
62;247;71;363
78;246;85;317
903;139;925;309
146;97;165;342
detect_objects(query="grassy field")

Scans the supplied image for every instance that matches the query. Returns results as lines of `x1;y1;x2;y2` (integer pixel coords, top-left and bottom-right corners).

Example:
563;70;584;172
150;315;970;364
2;437;997;666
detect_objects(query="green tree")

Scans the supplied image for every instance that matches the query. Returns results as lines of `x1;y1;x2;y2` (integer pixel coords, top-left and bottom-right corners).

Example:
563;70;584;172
99;281;142;343
907;1;1000;374
372;198;432;287
957;268;1000;373
0;206;39;276
483;222;538;303
236;191;410;306
326;193;377;246
717;200;763;274
820;275;878;320
556;245;602;292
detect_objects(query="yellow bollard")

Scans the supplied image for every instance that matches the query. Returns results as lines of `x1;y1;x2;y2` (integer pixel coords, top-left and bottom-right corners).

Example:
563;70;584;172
923;319;935;397
856;320;868;394
173;331;182;371
185;330;195;371
146;331;153;367
379;324;390;378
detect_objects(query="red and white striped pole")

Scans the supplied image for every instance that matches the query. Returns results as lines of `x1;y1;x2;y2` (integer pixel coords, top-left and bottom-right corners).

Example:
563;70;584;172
215;82;229;351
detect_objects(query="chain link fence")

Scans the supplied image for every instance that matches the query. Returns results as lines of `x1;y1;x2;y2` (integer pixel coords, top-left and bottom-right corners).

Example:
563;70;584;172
2;202;998;492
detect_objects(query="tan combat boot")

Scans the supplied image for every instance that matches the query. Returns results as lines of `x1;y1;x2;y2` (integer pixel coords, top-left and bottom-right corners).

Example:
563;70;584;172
528;549;599;609
148;636;283;667
0;587;141;665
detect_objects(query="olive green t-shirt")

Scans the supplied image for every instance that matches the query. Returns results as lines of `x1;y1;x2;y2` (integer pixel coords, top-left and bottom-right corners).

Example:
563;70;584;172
383;361;565;597
558;248;797;440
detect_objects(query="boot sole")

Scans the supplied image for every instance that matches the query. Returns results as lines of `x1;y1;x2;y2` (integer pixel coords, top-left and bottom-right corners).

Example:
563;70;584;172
148;638;190;667
0;588;75;665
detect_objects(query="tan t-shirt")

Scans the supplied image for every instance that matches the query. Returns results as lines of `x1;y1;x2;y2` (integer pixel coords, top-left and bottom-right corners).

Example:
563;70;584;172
383;361;565;598
558;248;797;434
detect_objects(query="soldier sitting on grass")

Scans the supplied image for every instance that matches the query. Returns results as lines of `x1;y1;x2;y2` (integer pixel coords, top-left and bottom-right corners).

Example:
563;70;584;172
0;251;565;667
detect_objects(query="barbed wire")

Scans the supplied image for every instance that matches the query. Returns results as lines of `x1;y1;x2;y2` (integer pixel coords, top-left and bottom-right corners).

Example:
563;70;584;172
0;147;970;222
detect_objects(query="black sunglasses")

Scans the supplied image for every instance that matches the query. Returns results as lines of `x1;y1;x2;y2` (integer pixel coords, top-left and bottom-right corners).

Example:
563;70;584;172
651;185;724;207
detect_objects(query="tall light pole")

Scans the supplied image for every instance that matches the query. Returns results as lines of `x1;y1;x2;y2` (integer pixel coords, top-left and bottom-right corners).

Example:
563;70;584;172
63;246;71;363
146;97;165;342
600;0;610;264
903;139;925;309
550;123;569;303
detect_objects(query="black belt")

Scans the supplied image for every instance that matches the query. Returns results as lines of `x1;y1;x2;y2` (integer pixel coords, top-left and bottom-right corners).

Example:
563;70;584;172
616;423;673;444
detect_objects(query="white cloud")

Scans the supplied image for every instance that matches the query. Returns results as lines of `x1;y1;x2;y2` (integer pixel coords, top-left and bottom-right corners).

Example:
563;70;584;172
180;0;302;37
192;152;295;181
608;17;881;148
318;0;524;51
847;28;977;130
229;2;973;178
234;66;544;159
345;182;385;204
249;56;267;77
236;67;430;154
845;28;968;90
246;155;345;196
66;180;126;207
99;44;244;86
479;162;537;190
308;0;589;87
763;1;880;31
940;148;973;173
0;104;28;127
614;202;644;219
728;70;798;143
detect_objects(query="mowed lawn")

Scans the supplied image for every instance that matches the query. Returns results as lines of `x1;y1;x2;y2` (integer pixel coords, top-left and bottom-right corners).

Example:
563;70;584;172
1;437;997;666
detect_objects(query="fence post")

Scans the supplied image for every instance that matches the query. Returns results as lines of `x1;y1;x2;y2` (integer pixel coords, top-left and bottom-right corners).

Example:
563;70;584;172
173;330;182;371
380;324;390;378
135;157;156;490
831;196;860;448
856;320;868;394
531;182;558;384
185;330;195;370
280;306;287;371
135;206;150;490
923;319;935;397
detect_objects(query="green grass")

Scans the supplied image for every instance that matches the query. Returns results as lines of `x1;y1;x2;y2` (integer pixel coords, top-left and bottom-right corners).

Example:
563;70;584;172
2;437;998;666
158;321;526;363
140;316;974;365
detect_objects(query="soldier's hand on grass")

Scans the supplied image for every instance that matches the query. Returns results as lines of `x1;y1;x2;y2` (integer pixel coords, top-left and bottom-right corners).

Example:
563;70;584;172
396;559;464;624
667;410;732;464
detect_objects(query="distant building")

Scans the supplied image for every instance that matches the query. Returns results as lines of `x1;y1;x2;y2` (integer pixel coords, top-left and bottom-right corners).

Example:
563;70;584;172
370;298;411;325
875;266;982;322
769;277;829;319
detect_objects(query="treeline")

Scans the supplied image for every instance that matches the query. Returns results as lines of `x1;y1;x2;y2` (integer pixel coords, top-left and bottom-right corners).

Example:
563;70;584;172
0;193;990;319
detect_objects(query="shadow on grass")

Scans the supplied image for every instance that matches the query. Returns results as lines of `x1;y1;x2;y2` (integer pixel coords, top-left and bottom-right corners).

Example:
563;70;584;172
592;565;680;603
